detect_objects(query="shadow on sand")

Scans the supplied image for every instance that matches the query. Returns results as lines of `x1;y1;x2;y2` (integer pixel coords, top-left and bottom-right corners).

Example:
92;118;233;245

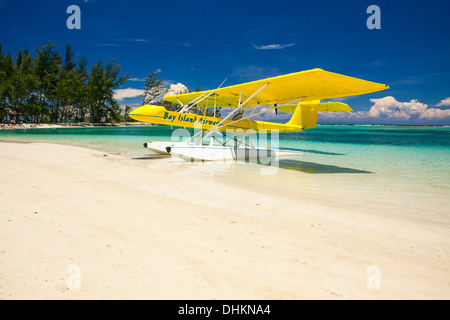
131;155;169;160
276;159;373;174
131;150;371;174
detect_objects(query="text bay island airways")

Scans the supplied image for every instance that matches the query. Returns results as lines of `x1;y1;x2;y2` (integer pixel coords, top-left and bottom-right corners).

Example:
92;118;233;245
129;68;388;161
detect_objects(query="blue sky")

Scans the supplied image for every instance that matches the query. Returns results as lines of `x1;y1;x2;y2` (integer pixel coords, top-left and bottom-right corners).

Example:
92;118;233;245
1;0;449;125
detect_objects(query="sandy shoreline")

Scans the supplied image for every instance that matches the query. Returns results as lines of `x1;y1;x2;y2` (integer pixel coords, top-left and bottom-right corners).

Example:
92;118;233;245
0;141;449;299
1;121;157;130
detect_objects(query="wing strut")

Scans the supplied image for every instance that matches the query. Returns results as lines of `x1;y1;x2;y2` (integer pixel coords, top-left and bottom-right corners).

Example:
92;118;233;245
200;82;268;142
178;78;228;114
178;91;215;113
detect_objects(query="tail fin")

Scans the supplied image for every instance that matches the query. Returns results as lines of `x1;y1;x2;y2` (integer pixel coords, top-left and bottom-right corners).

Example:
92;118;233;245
286;101;320;129
286;100;352;129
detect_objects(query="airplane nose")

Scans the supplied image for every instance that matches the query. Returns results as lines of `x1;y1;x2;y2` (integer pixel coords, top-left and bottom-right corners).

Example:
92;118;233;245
128;104;166;122
128;105;147;121
129;106;144;115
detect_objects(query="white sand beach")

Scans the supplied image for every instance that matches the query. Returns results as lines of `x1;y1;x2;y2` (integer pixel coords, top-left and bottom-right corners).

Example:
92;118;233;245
0;141;449;299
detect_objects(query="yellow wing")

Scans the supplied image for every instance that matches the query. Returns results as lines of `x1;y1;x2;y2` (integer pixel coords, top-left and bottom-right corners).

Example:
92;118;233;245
163;68;389;108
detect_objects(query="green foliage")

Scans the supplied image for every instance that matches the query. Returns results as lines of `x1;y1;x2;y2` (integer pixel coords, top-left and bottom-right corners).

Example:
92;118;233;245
0;49;15;120
88;60;129;123
163;100;180;112
12;49;39;118
141;71;164;105
63;44;77;72
124;105;135;122
35;42;62;122
0;42;130;124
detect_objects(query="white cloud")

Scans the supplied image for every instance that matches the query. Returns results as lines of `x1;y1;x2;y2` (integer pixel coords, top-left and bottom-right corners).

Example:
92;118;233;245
114;82;189;104
113;88;144;101
367;96;428;120
164;83;189;97
128;77;146;82
419;108;450;120
259;106;277;118
98;43;120;47
119;102;141;110
318;96;450;124
436;97;450;107
129;70;161;82
253;43;295;50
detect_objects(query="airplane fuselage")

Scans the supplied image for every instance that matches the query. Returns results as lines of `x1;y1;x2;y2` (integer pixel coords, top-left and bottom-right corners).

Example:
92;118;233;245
129;105;303;132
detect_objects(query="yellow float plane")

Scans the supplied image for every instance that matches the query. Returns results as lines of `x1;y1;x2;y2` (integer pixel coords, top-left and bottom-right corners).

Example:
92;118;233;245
129;68;388;161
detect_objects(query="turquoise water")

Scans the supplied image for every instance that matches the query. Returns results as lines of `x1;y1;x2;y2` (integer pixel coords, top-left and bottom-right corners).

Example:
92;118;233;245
0;126;174;156
1;125;449;220
281;126;450;186
1;125;448;178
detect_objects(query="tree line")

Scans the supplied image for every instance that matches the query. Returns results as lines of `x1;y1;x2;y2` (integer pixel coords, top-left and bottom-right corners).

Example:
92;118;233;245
0;42;130;123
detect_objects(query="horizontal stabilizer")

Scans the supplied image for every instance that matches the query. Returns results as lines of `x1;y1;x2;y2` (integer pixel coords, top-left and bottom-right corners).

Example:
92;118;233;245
285;100;352;130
